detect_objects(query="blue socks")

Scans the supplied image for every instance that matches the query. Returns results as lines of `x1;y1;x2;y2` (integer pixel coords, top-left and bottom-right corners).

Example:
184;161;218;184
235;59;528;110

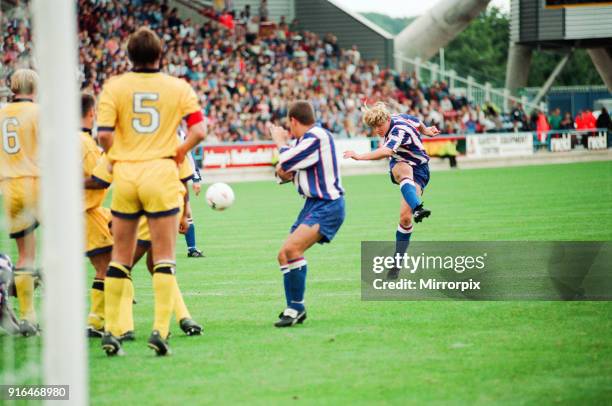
281;257;307;312
185;219;196;250
280;265;291;307
400;178;421;211
396;223;413;257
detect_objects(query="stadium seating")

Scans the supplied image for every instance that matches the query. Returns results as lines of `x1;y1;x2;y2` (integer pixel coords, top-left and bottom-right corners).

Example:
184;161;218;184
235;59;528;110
0;0;597;142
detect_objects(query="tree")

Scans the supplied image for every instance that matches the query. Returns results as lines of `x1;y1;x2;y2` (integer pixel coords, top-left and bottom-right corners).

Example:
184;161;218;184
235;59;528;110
361;8;603;87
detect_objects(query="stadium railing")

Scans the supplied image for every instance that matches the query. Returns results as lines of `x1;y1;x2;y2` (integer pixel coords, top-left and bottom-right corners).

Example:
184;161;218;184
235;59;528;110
394;53;544;114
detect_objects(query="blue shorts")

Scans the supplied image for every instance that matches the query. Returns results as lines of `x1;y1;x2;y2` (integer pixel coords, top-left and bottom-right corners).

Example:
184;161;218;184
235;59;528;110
290;197;345;244
389;160;430;191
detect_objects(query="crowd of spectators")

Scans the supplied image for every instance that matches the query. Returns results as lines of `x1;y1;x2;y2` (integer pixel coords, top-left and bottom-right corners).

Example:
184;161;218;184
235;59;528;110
509;103;611;142
2;0;610;144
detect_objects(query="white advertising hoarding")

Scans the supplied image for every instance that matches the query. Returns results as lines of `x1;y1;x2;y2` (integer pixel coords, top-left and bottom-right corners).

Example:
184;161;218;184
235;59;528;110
467;133;533;158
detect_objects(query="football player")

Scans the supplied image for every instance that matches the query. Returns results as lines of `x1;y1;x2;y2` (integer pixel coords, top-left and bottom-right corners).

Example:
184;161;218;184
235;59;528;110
87;153;203;341
343;102;439;280
270;101;346;327
80;92;114;338
0;69;41;336
96;27;206;356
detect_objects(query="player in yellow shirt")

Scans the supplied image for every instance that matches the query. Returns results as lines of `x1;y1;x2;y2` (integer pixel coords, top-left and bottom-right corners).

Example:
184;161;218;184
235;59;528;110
88;153;203;340
96;27;206;356
0;69;41;336
80;93;114;338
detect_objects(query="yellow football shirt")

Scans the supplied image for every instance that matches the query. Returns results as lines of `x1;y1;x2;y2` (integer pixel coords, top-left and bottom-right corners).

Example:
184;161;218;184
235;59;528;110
92;153;194;185
96;71;201;162
81;131;107;211
0;100;39;180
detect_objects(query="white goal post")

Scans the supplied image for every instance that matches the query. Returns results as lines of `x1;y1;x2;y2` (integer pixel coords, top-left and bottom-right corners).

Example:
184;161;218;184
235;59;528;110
32;0;88;404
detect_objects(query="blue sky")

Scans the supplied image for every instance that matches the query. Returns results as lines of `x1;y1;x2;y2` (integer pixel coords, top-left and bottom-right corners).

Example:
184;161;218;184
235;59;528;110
333;0;510;18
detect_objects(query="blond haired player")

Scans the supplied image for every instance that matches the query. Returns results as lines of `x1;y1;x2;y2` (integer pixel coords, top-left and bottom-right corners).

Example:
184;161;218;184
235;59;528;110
80;93;114;338
88;153;203;341
96;27;205;356
0;69;40;336
344;102;439;280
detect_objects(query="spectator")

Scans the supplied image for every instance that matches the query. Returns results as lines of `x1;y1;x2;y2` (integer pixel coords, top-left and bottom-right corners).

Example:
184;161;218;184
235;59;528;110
440;95;453;112
596;107;612;147
582;109;597;130
548;108;561;130
560;112;574;130
575;110;586;130
510;102;526;131
596;107;611;130
167;7;181;29
245;15;259;43
258;0;269;22
536;110;550;144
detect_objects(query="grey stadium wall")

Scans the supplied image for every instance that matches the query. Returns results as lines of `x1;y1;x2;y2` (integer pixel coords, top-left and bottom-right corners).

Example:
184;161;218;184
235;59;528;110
294;0;394;68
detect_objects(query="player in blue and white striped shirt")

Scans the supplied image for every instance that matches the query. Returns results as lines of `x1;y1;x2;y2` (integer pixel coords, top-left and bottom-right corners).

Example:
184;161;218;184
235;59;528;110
344;102;439;279
270;100;345;327
179;126;205;258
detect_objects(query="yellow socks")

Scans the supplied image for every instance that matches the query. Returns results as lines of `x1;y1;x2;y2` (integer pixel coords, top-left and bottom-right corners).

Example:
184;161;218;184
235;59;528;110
174;280;191;322
119;278;134;334
104;262;131;337
88;279;105;330
152;263;177;339
14;269;35;322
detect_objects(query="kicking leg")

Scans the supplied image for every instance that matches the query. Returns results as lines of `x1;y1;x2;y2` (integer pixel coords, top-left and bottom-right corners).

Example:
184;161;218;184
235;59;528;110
392;162;429;223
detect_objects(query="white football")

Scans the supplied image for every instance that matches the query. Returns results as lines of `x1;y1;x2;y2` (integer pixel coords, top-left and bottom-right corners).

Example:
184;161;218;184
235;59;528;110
205;182;235;211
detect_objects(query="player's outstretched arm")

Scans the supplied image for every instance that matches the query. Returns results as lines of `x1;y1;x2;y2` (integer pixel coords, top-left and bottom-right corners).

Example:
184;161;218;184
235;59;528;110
343;147;393;161
176;121;206;164
419;123;441;137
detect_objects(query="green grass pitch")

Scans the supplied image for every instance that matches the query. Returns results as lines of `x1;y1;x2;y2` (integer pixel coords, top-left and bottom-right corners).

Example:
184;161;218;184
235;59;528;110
2;160;612;404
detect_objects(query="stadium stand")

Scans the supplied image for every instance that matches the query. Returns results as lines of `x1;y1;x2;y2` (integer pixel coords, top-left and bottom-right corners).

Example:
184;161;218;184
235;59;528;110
1;0;607;142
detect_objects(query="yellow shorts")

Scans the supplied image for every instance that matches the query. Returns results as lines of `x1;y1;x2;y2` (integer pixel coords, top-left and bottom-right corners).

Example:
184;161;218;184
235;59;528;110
0;177;39;238
85;207;113;257
137;194;185;246
111;159;182;218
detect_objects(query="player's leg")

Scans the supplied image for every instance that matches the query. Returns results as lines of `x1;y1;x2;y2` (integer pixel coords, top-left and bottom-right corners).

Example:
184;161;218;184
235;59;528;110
87;251;110;337
183;198;203;257
85;207;114;337
13;232;37;335
5;178;39;335
147;214;179;354
133;242;149;267
102;161;143;355
276;223;322;327
392;162;430;222
140;159;183;355
102;216;138;354
144;248;202;336
387;197;417;280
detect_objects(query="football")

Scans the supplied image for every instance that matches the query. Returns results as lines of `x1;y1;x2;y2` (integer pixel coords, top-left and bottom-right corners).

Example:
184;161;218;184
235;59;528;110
205;182;235;211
